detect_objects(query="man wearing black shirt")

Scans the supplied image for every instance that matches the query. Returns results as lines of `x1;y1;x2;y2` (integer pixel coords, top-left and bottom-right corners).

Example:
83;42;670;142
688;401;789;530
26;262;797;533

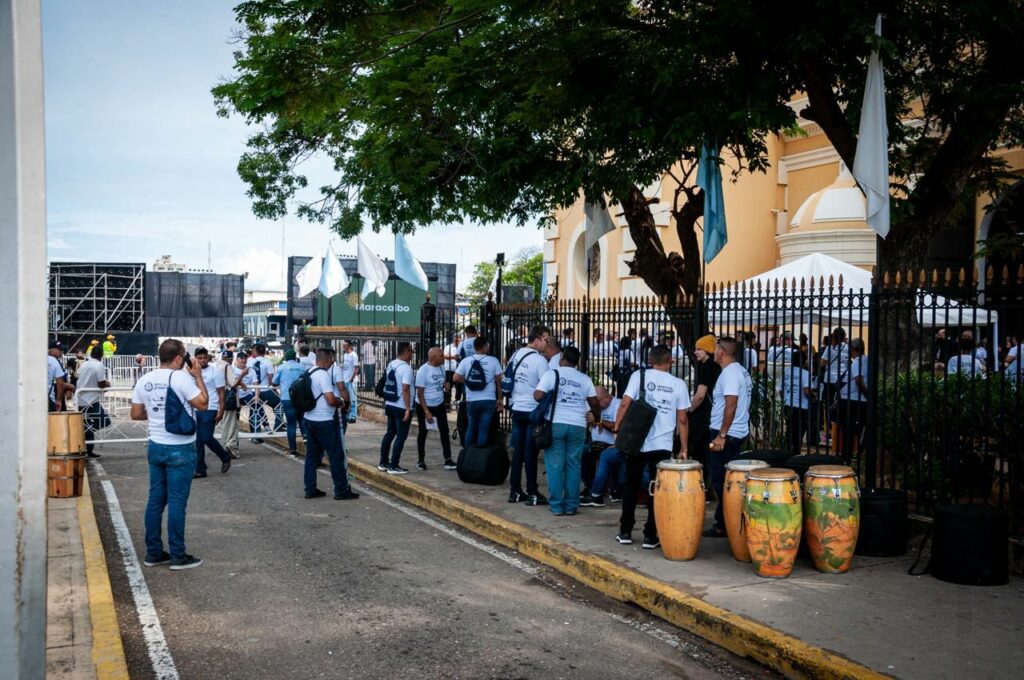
686;334;721;467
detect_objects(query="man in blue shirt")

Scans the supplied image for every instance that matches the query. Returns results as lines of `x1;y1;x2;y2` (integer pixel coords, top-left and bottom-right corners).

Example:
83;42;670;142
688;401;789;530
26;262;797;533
274;349;309;455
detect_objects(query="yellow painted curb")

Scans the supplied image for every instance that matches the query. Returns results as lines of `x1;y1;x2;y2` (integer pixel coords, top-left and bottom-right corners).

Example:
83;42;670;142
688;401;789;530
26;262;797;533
347;458;888;680
78;470;130;679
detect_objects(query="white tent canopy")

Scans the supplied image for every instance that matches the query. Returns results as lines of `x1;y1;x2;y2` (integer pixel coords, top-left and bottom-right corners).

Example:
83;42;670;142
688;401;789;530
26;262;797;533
709;253;996;327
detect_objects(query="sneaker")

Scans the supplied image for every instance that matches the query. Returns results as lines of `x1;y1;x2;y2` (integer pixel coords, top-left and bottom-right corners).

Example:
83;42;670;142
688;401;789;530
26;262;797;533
347;417;357;424
616;532;633;545
143;551;171;567
443;460;458;471
387;466;409;475
641;536;661;550
526;493;548;507
86;452;102;459
305;489;327;499
221;459;231;475
229;451;240;460
169;555;203;571
377;463;388;471
581;495;605;507
286;449;298;456
508;491;528;503
417;461;428;471
334;490;360;500
609;493;623;503
565;509;578;516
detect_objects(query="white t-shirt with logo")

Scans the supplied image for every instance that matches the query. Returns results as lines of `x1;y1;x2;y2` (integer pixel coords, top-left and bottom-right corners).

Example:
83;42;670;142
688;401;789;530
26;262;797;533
385;359;415;409
710;362;752;438
304;368;337;422
75;358;106;408
781;367;810;410
459;336;478;359
548;353;562;371
233;364;254;399
508;347;549;412
455;354;503;402
328;364;346;399
131;368;201;445
623;369;691;453
822;343;849;384
414;364;447;407
535;368;597;428
246;356;275;385
443;343;461;372
298;353;316;369
592;397;621;445
200;363;226;411
341;351;359;382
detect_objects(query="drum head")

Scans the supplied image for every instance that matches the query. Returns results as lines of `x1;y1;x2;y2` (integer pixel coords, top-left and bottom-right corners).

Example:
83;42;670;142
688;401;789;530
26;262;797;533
726;459;770;472
657;459;703;471
747;467;798;482
805;465;855;479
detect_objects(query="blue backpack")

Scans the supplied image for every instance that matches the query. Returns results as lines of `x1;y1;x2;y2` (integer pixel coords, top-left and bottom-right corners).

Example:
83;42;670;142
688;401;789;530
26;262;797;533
164;370;197;436
501;350;537;398
529;370;560;426
379;366;400;401
464;358;488;391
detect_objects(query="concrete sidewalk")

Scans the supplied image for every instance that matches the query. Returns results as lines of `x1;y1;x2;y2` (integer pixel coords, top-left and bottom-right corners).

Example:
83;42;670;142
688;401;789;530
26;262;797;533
328;420;1024;680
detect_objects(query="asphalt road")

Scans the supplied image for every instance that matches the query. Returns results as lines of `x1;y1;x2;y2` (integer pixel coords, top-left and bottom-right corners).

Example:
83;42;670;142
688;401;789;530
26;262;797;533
88;439;776;680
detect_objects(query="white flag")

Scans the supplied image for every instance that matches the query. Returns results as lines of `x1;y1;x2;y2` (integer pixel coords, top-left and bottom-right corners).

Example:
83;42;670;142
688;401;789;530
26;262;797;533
295;254;323;298
584;198;616;253
852;14;890;239
357;236;389;299
394;233;429;291
318;247;349;297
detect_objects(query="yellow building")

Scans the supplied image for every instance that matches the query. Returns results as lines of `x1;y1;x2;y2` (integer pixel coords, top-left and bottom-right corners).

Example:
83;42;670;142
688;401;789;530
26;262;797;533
545;98;1024;299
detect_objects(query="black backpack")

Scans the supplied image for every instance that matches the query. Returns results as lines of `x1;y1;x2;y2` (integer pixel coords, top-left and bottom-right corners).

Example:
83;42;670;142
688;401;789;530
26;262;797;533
289;367;325;417
464;359;488;391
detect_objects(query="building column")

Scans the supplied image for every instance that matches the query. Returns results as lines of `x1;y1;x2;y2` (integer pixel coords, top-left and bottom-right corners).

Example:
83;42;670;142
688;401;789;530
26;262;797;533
0;1;49;677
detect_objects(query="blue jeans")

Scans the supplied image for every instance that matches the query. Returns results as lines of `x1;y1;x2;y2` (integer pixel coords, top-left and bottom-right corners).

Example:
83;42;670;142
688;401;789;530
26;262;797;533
544;423;586;514
281;400;308;451
345;382;357;421
591;446;625;496
466;399;496;448
380;405;411;467
303;418;349;495
509;410;539;494
145;442;196;560
195;410;231;475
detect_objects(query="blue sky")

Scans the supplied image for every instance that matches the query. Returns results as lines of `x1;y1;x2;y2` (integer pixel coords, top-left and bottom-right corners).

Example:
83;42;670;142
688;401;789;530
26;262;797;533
42;0;541;290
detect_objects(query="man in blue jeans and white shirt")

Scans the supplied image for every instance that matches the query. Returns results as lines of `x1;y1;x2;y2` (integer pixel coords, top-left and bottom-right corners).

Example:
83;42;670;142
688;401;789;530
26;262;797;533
273;349;308;455
379;342;416;474
705;336;753;538
453;336;504;448
131;339;208;571
303;349;359;500
192;348;232;478
507;325;551;506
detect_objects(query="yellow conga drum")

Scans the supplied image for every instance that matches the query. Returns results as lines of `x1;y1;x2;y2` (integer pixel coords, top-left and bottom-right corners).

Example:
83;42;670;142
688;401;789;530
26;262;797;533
803;465;860;574
650;460;704;561
743;468;802;578
47;412;87;498
723;459;769;562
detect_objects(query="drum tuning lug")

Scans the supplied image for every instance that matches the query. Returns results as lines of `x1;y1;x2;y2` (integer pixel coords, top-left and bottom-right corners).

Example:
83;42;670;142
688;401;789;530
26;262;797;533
762;490;770;502
790;489;799;502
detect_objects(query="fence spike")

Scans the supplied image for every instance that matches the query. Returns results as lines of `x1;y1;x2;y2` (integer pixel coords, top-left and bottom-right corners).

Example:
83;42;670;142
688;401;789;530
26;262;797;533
1018;264;1024;284
971;267;978;286
1002;265;1010;285
882;271;890;288
957;267;966;284
986;265;994;284
838;273;844;288
894;271;902;286
827;274;834;288
931;269;939;286
915;269;924;286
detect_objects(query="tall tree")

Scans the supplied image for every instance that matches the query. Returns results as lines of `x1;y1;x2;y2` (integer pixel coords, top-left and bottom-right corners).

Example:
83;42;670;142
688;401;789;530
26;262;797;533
214;0;1024;305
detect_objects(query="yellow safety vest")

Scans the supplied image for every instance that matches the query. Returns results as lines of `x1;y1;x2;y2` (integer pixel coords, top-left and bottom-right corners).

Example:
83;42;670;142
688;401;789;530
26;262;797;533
102;340;116;357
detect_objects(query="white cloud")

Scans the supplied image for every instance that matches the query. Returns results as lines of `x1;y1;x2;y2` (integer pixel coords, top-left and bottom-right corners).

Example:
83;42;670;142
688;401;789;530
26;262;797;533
216;247;286;292
48;237;71;249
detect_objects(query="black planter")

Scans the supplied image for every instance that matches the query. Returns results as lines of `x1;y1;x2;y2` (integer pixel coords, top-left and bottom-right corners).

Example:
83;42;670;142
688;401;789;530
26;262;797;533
931;504;1009;586
855;488;908;557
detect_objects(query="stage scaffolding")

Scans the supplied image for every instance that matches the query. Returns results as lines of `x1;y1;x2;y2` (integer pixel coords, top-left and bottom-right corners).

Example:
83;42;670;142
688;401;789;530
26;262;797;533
47;262;145;347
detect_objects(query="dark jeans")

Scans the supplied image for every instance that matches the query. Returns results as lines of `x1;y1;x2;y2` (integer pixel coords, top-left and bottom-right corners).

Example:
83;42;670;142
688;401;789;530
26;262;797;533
619;450;671;537
509;410;540;494
416;402;452;462
786;406;811;457
303;418;349;495
582;442;610;491
281;400;309;452
709;429;747;530
195;410;231;474
835;399;866;464
380;405;412;467
822;382;841;425
466;399;496;448
144;442;196;560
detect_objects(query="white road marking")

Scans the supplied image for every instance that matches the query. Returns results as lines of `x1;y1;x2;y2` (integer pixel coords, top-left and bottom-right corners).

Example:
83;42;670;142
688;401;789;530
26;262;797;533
97;469;180;680
264;445;690;652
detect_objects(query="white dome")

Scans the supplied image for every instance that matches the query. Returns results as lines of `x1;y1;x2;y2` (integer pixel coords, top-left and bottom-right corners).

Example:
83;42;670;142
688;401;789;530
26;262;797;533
789;167;869;232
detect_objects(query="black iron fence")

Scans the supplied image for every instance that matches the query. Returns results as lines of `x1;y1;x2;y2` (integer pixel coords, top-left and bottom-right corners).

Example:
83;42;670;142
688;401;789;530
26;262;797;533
306;267;1024;536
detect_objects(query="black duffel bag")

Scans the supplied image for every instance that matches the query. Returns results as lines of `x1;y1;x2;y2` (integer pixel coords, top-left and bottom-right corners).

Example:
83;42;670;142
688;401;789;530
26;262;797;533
614;368;658;456
457;444;510;485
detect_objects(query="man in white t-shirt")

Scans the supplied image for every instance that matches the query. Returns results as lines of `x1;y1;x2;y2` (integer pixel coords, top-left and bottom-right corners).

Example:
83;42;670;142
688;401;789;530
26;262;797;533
946;335;985;379
819;327;849;430
130;339;208;571
453;336;504;448
836;338;869;464
379;342;416;474
302;348;358;500
544;338;563;370
1004;339;1021;381
47;342;69;411
581;387;622;506
613;346;691;548
533;346;599;516
298;344;315;369
706;336;753;538
76;345;110;458
245;343;281;440
193;348;232;478
341;340;360;425
459;325;479;359
414;347;454;471
506;325;551;505
443;333;463;407
780;349;813;458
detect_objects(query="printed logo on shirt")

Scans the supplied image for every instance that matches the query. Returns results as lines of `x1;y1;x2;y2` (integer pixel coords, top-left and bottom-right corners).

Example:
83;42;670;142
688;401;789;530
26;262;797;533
647;380;657;392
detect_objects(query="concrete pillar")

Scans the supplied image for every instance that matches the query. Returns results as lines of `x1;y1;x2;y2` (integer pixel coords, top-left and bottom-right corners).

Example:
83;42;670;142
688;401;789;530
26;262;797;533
0;0;48;677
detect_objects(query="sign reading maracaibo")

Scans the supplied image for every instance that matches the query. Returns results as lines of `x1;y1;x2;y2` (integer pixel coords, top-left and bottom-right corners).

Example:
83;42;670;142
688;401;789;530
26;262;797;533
316;277;437;327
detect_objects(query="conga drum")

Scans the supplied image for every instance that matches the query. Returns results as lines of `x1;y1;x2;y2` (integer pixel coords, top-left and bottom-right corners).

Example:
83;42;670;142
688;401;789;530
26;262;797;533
743;468;802;578
803;465;860;574
650;460;704;561
47;412;87;498
723;459;769;562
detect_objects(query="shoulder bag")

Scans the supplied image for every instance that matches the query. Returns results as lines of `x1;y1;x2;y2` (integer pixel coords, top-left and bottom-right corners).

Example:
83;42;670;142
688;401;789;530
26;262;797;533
614;368;658;456
531;370;559;450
